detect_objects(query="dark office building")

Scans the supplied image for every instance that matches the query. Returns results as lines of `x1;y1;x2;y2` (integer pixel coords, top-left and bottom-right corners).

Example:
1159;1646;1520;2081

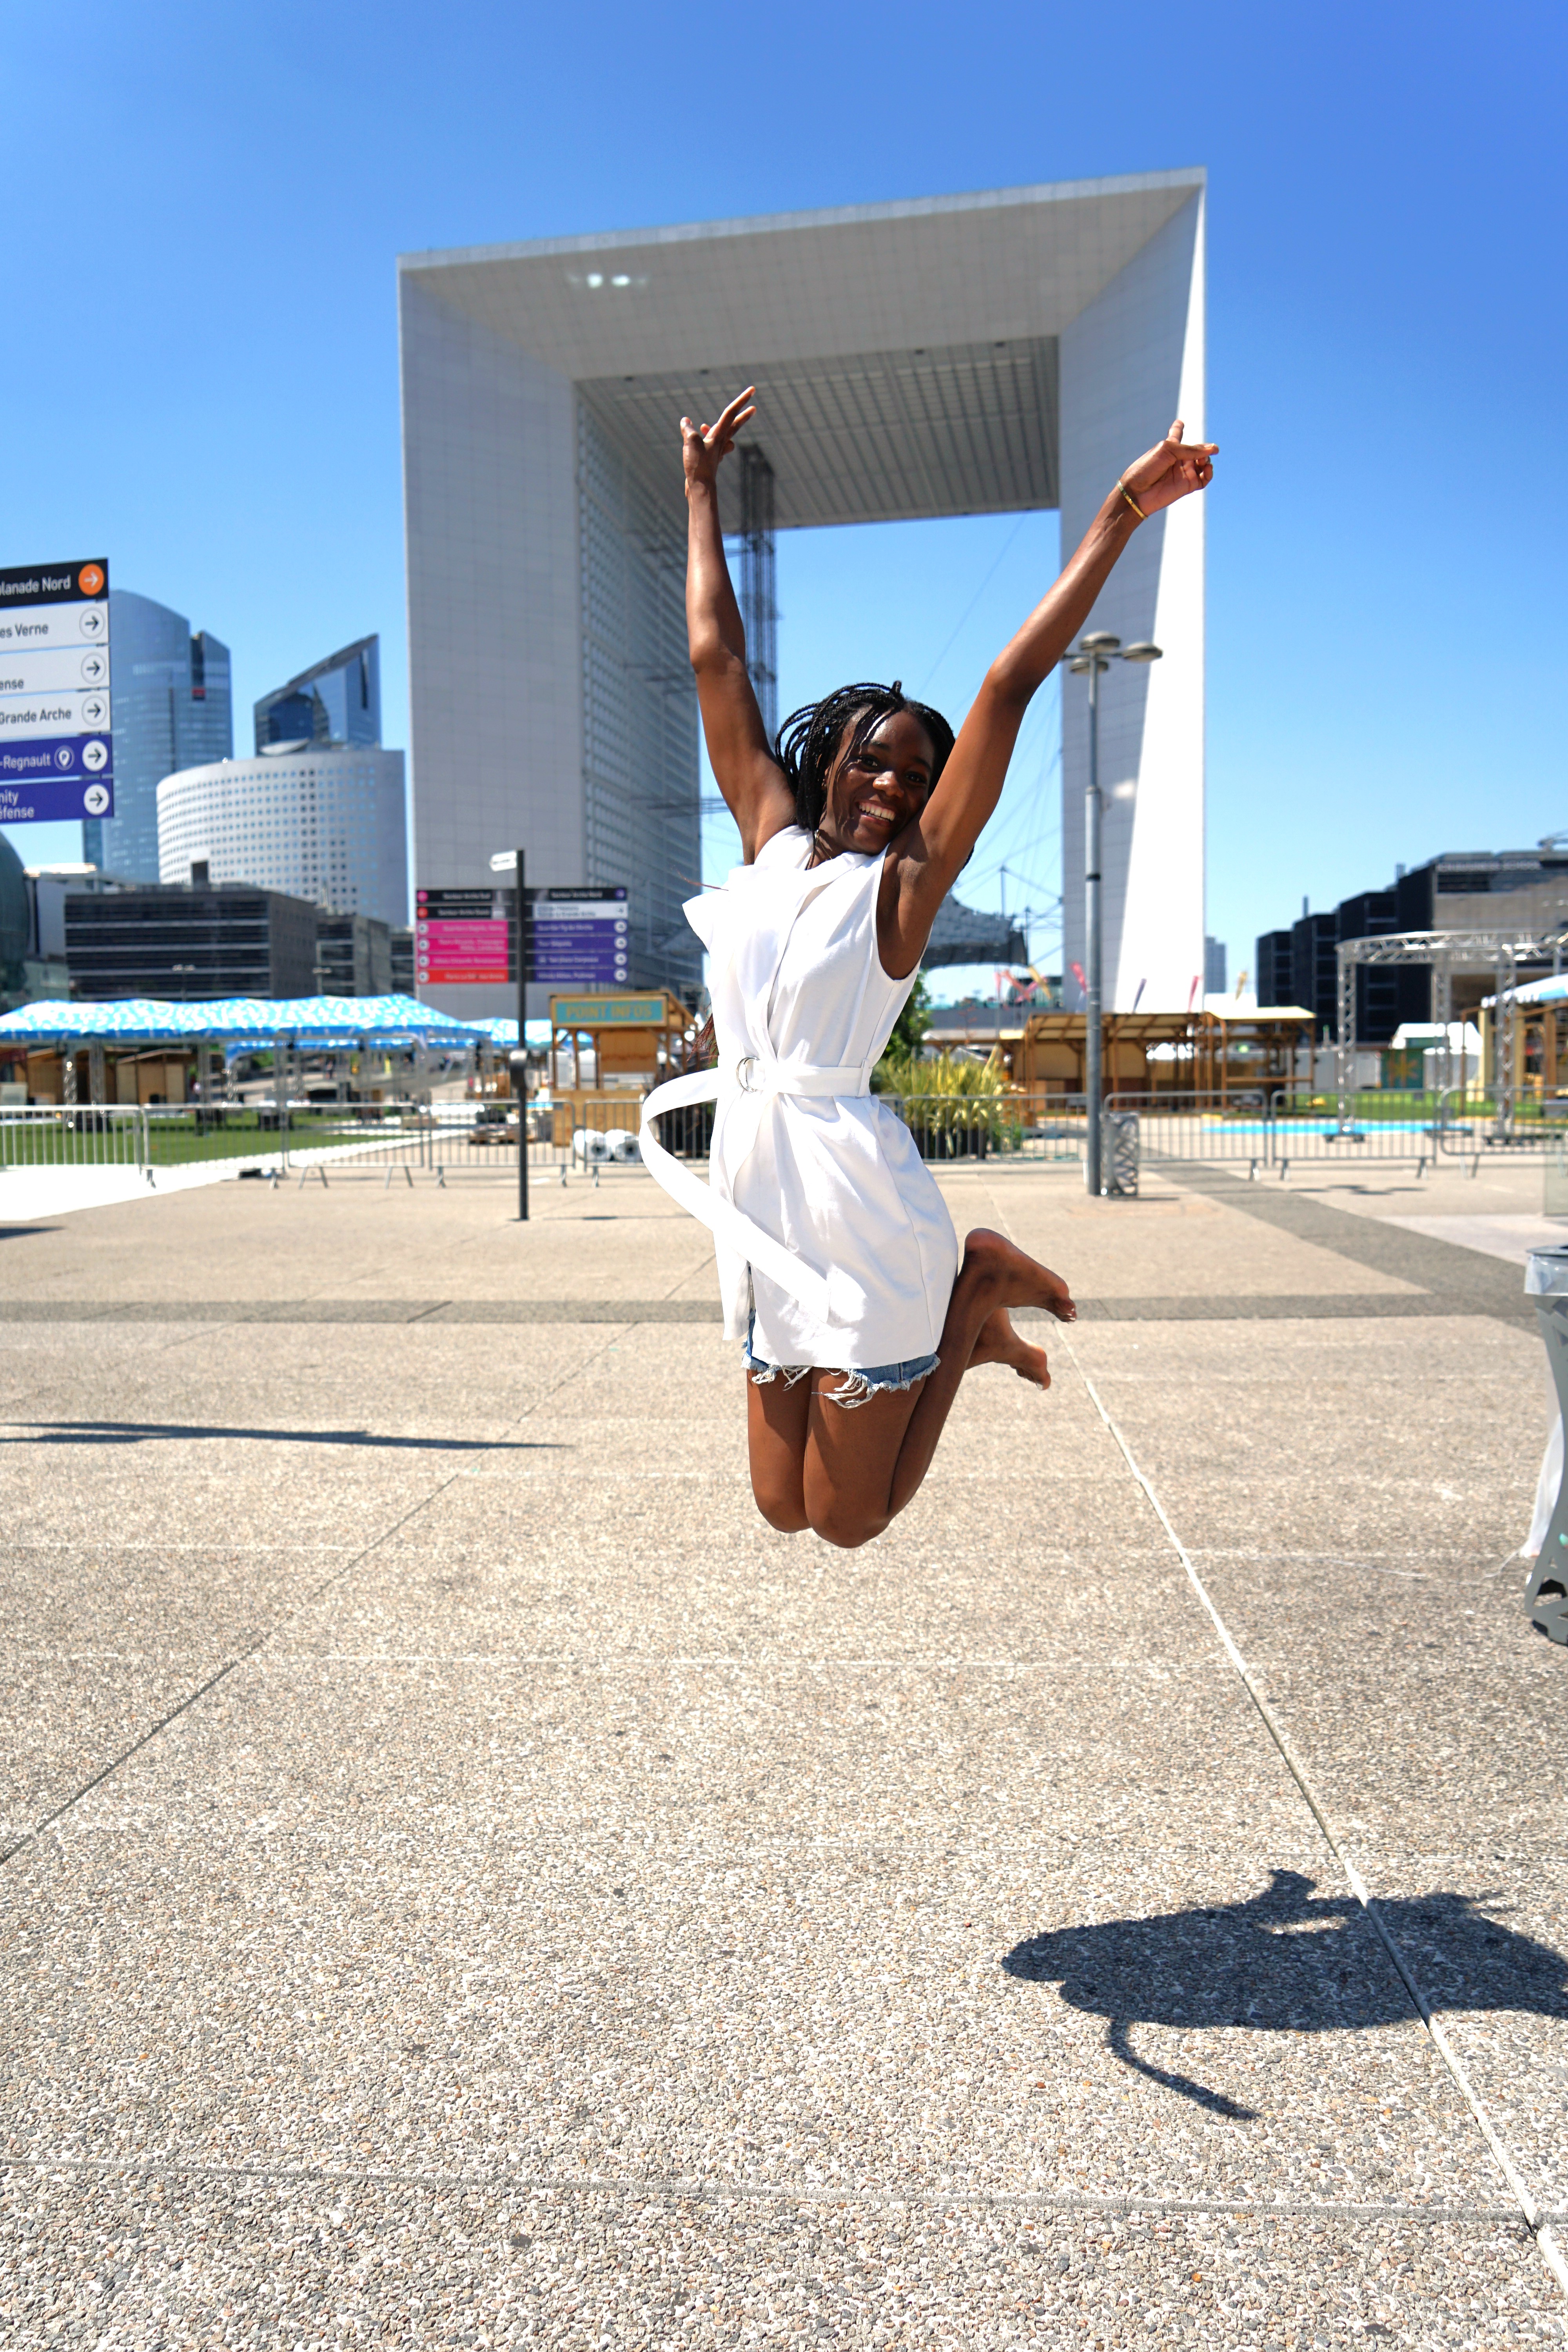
1290;913;1339;1039
316;913;394;998
390;926;414;996
1254;928;1295;1007
65;883;318;1001
255;635;381;754
1395;849;1568;932
84;590;232;880
1335;887;1433;1044
1259;848;1568;1044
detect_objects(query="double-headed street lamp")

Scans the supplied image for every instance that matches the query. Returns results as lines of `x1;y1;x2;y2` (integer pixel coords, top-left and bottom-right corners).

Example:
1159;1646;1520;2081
1064;631;1162;1196
490;846;529;1221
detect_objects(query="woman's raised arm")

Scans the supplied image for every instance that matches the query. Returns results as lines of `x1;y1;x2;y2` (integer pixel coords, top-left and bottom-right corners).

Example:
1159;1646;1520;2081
880;422;1217;970
683;388;797;862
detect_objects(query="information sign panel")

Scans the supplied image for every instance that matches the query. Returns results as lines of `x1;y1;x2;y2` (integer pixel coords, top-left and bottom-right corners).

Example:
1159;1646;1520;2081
530;887;629;985
415;883;629;988
0;560;113;823
414;887;512;986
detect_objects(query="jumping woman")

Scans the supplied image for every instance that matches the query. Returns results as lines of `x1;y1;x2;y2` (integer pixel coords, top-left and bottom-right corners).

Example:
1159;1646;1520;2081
640;388;1216;1548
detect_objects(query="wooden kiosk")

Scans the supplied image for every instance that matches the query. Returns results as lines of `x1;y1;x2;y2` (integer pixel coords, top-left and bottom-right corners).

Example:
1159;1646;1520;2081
546;991;691;1143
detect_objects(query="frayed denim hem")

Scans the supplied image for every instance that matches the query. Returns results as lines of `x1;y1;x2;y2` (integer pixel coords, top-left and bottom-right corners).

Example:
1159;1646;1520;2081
742;1311;938;1405
817;1357;940;1409
746;1358;813;1391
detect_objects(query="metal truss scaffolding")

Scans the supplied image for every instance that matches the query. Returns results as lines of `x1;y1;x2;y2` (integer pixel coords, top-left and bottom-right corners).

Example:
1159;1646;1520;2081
735;447;779;744
1336;928;1568;1134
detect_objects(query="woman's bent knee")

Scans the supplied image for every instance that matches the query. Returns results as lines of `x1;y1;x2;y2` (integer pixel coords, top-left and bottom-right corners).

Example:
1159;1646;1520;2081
752;1480;810;1534
808;1504;890;1549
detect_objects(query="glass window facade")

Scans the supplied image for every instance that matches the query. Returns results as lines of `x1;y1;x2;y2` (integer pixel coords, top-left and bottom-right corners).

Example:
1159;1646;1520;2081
253;635;380;754
85;592;232;881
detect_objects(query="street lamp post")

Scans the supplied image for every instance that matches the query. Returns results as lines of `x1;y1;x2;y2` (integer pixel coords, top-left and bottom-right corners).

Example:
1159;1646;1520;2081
1065;632;1162;1195
490;848;530;1221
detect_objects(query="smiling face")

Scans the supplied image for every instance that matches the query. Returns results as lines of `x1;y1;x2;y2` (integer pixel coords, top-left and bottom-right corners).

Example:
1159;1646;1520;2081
816;709;936;856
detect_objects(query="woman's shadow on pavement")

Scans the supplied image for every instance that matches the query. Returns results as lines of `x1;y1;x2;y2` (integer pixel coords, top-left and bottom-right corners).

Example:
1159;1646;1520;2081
1002;1869;1568;2119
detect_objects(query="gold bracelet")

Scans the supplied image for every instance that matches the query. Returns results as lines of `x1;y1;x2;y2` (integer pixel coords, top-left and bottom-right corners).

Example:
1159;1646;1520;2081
1116;479;1146;522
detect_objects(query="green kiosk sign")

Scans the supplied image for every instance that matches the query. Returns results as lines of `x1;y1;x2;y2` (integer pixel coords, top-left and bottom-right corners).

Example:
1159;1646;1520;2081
551;995;666;1027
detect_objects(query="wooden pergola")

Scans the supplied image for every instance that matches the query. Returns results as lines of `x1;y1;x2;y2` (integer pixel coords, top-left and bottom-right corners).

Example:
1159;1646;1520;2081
1012;1006;1316;1103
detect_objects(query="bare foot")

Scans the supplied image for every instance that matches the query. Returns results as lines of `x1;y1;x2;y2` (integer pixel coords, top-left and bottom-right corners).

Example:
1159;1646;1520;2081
960;1227;1077;1322
967;1304;1051;1389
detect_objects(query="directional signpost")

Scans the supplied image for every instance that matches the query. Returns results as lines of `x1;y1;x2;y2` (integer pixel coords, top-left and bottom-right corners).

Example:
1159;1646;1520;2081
0;561;113;827
414;883;628;988
416;866;634;1223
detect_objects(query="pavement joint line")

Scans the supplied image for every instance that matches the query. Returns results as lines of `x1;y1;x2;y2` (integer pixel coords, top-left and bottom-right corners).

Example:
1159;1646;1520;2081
0;2156;1546;2225
0;1291;1539;1321
1059;1331;1568;2307
0;1657;240;1868
204;1650;1236;1669
0;1326;636;1868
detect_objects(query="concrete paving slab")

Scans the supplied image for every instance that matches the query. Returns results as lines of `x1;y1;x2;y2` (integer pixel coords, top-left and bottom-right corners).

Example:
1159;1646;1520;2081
4;1170;1566;2341
0;1177;711;1307
0;1450;492;1550
282;1537;1194;1668
1063;1314;1541;1562
0;1543;347;1654
980;1184;1425;1299
0;2165;1554;2349
0;1676;1512;2218
0;1324;653;1467
1385;1211;1568;1268
0;1544;367;1849
0;1318;240;1421
1343;1853;1568;2216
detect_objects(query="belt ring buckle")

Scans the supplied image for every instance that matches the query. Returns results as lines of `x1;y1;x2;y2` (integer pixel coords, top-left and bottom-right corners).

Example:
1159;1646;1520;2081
736;1054;762;1094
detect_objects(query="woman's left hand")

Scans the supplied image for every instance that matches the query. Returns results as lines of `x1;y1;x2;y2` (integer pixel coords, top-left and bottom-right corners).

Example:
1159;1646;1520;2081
1120;419;1217;515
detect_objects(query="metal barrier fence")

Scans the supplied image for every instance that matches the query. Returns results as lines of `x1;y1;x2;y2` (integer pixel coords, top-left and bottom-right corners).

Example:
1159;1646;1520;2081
0;1104;154;1172
8;1084;1568;1192
278;1096;653;1185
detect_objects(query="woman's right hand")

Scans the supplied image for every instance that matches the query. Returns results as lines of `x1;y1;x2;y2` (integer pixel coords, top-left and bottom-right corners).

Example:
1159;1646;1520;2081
681;385;757;494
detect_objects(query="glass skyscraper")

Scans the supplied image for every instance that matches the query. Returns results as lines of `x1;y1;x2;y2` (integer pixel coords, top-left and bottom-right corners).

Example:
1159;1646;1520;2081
254;635;380;754
83;590;232;879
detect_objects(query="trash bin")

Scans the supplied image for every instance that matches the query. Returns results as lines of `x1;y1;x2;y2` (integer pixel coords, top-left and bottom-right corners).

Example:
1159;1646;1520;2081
1101;1107;1139;1199
1523;1244;1568;1644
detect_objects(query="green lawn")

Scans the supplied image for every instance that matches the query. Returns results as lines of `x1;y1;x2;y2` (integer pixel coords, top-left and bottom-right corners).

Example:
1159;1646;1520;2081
0;1108;433;1170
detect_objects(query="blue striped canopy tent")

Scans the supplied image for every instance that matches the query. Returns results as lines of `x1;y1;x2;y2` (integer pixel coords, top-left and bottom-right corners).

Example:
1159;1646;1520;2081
462;1017;553;1049
0;993;478;1051
0;998;209;1043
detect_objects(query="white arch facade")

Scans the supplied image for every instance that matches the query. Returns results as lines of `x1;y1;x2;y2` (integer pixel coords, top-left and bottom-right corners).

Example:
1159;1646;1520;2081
398;172;1205;1018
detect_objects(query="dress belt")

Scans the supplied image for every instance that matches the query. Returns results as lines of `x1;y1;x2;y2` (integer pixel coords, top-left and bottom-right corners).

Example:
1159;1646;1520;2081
637;1058;873;1323
728;1053;870;1098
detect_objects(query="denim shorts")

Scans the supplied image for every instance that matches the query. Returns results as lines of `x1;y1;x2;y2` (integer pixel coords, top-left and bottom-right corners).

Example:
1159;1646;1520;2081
743;1311;939;1409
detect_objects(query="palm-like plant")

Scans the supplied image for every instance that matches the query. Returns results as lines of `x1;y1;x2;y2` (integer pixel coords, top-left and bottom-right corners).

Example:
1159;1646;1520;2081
876;1047;1010;1152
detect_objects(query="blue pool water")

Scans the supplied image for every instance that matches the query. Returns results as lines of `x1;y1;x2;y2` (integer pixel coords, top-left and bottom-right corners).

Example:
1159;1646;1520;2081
1204;1120;1445;1137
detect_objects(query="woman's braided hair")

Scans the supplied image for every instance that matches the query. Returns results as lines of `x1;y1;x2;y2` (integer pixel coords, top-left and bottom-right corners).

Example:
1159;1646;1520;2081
773;680;955;836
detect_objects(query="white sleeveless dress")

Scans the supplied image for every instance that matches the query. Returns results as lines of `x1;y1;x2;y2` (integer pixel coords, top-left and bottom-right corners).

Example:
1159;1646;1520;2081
640;826;960;1371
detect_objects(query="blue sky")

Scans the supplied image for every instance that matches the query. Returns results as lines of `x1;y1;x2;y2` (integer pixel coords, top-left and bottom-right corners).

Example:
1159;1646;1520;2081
5;0;1563;997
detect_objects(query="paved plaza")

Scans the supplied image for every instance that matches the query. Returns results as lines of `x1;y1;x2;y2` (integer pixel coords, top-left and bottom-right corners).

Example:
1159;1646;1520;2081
2;1152;1566;2348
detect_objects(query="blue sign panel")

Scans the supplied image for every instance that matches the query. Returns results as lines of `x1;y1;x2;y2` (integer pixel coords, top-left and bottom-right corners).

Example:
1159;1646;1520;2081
0;768;114;824
0;561;112;824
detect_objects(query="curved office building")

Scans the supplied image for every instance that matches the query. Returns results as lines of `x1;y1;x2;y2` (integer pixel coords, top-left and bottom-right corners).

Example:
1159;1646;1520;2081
157;743;408;927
